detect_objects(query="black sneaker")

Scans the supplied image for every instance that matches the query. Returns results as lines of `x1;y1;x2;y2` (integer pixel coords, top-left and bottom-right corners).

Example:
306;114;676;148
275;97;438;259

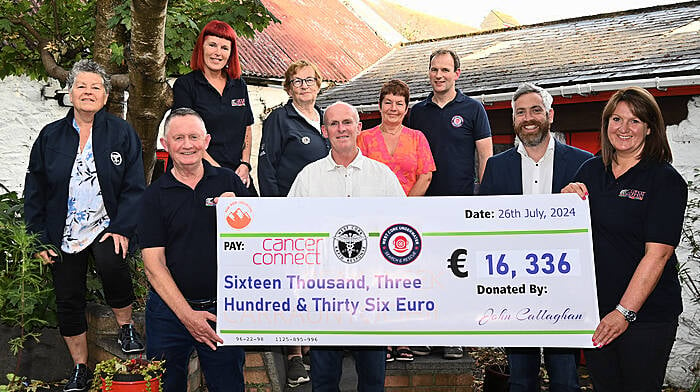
64;364;89;392
118;323;145;354
411;346;431;356
443;346;464;359
286;356;310;387
302;353;311;370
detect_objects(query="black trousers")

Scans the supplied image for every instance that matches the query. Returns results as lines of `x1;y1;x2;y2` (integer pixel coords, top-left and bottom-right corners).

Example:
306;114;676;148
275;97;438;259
51;233;135;336
584;320;677;392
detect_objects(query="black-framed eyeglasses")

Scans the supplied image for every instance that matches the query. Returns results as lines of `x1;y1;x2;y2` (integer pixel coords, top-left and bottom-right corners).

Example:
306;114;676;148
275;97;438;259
291;77;317;88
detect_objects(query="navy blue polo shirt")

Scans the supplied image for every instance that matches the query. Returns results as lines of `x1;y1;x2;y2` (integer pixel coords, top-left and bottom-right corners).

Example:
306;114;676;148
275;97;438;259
574;157;687;322
139;161;249;300
172;70;254;169
408;90;491;196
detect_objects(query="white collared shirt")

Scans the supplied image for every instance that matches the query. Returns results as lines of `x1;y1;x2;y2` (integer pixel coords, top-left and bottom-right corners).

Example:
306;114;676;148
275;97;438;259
517;135;555;195
292;102;322;133
288;149;405;197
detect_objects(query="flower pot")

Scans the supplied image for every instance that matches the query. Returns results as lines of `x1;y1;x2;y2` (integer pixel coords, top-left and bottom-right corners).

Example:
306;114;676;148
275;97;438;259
483;364;509;392
101;377;160;392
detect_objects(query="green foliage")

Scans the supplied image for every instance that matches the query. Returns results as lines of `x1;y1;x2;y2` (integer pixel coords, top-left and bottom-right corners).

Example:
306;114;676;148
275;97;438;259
0;192;56;355
1;0;276;81
0;373;49;392
0;0;95;80
86;252;149;310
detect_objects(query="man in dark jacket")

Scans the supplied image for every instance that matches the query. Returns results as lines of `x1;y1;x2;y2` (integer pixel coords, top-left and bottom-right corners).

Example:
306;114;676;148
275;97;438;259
480;82;591;392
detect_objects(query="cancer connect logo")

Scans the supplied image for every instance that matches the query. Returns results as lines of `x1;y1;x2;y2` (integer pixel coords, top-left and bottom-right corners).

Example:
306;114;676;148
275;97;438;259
224;201;252;229
379;223;422;265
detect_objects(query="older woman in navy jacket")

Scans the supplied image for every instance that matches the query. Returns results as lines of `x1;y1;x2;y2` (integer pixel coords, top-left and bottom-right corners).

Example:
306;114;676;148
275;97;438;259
258;60;329;198
24;59;145;392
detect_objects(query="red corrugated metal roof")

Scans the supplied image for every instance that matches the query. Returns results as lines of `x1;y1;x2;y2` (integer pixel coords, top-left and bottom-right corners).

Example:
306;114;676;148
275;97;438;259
238;0;390;83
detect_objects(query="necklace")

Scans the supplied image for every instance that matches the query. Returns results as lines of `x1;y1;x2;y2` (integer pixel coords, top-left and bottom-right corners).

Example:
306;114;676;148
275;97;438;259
380;124;401;136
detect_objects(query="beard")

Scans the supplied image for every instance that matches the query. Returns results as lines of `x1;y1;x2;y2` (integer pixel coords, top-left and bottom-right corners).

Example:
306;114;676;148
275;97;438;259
515;117;550;147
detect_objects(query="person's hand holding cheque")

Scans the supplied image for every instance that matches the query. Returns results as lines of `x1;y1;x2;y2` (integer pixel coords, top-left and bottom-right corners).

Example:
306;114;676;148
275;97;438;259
214;191;237;205
561;182;588;200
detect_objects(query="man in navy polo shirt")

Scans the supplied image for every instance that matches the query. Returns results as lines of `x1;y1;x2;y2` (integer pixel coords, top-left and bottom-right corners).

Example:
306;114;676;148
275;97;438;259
408;48;493;197
139;108;249;392
407;48;493;360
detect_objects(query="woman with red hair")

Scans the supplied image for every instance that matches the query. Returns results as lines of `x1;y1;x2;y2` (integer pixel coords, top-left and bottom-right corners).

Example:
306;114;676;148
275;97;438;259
172;20;257;194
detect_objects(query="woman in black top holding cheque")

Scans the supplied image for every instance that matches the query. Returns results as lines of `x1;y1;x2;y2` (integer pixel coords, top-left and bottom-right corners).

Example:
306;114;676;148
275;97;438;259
563;87;687;392
172;20;257;195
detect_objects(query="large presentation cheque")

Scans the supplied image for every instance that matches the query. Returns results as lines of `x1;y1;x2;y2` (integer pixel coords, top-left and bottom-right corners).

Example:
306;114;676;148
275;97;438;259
216;194;599;347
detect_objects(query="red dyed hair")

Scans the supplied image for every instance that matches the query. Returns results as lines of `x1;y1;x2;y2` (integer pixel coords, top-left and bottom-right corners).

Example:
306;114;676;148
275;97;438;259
190;20;242;79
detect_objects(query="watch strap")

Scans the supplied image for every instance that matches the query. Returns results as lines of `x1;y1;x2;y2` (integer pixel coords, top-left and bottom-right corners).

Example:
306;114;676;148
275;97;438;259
615;304;636;322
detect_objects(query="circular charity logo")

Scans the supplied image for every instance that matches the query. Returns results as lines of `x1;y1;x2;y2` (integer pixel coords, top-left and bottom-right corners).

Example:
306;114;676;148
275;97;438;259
380;223;422;265
333;224;368;264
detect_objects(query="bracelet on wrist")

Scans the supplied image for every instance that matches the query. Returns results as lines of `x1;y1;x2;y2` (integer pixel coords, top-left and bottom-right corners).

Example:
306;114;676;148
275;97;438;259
238;160;252;171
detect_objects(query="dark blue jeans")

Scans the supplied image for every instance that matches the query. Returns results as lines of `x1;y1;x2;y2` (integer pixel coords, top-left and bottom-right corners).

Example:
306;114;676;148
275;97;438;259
507;347;580;392
146;291;245;392
310;347;385;392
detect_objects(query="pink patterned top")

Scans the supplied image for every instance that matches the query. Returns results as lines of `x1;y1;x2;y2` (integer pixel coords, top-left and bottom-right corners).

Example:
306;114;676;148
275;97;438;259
357;125;436;195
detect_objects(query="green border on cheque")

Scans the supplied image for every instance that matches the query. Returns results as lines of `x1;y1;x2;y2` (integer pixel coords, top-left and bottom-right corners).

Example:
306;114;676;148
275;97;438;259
219;229;588;238
219;330;595;335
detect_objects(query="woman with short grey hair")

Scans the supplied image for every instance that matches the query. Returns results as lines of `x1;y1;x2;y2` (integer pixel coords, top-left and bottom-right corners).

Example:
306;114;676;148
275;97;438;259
24;59;145;392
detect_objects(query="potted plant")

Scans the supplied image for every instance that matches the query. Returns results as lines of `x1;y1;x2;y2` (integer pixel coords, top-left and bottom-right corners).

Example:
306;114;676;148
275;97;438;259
91;357;165;392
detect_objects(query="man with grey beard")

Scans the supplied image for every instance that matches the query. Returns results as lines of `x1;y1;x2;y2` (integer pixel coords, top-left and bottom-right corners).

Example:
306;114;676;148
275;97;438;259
479;82;592;392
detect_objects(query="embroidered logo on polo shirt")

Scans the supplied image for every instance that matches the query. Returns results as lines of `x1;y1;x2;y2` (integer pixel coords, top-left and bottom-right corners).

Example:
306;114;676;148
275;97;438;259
451;115;464;127
231;99;246;107
618;189;646;200
110;152;122;166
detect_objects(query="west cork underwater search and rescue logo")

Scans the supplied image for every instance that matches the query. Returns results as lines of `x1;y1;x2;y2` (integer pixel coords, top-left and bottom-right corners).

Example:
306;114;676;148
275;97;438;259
224;201;252;229
333;224;368;264
451;115;464;128
380;223;422;265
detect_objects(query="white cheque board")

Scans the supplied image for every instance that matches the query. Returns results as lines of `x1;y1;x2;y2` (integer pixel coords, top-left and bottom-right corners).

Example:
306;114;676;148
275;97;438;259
216;194;599;347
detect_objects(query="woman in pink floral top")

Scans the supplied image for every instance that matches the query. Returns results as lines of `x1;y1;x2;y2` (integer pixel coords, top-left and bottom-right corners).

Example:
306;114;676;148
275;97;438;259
357;80;435;362
357;79;436;196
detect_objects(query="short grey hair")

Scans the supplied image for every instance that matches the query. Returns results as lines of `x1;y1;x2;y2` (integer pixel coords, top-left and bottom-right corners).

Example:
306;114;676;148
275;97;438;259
66;59;111;95
324;101;360;125
163;107;207;136
511;82;553;117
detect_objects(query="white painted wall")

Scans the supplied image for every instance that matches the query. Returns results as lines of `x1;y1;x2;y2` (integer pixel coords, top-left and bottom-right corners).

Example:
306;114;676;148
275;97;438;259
0;76;698;388
0;76;68;193
666;96;700;388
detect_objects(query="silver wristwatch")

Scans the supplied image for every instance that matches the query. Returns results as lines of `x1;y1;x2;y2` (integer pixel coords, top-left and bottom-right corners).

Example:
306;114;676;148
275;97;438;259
615;304;637;322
